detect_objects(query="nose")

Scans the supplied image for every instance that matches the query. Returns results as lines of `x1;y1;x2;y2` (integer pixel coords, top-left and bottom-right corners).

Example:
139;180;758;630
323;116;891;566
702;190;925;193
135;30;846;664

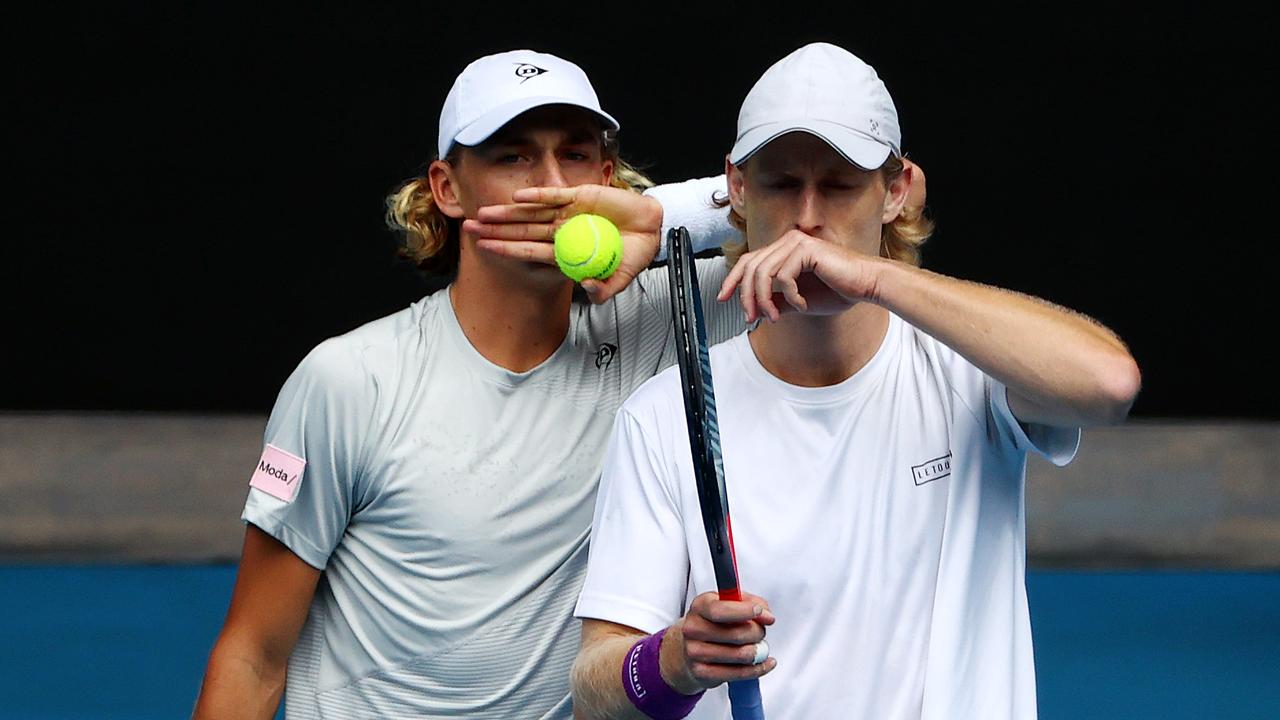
535;152;569;188
794;185;823;235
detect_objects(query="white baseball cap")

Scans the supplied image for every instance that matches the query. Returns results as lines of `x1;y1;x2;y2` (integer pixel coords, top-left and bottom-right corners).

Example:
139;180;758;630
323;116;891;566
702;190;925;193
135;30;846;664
729;42;901;169
437;49;620;158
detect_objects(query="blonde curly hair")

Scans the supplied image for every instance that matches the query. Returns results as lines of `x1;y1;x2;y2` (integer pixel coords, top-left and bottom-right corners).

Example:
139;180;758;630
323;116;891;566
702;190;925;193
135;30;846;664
714;154;933;267
386;128;652;277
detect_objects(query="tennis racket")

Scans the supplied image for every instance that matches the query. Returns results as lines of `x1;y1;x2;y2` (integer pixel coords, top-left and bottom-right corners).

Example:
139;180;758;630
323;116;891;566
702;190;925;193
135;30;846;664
666;226;765;720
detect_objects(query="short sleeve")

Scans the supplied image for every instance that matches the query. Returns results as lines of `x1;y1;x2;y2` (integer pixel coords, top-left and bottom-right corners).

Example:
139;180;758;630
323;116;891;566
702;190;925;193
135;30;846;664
989;378;1080;467
241;337;377;570
575;401;691;634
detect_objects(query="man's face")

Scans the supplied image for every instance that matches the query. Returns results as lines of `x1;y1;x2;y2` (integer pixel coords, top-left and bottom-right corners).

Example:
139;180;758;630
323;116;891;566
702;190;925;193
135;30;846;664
729;132;903;257
441;105;614;217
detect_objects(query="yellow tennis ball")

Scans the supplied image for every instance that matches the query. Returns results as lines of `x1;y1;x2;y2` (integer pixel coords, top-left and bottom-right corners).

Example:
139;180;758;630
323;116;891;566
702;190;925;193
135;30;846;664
554;214;623;282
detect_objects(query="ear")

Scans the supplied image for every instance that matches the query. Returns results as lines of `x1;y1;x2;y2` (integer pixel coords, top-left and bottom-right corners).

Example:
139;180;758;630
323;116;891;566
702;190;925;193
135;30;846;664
881;160;911;224
726;155;746;214
600;157;615;186
428;159;466;219
902;158;926;214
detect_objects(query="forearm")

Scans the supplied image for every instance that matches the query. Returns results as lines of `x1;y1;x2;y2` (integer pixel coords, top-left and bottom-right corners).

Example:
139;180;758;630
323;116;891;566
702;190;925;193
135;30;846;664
192;636;286;720
871;260;1141;427
573;623;701;720
644;176;735;257
573;631;646;720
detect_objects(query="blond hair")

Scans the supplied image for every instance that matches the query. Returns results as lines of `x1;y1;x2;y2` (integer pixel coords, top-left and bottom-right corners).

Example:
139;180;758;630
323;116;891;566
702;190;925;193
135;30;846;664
386;136;653;277
715;154;934;267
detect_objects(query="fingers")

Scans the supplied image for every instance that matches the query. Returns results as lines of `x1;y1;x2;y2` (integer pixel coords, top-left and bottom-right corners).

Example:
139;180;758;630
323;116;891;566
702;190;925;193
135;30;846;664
686;655;777;685
682;593;773;647
474;240;555;265
716;256;748;303
463;219;555;243
688;591;774;624
509;185;662;235
753;241;814;321
475;203;562;224
751;639;771;665
720;232;810;322
686;638;773;671
510;186;580;207
678;592;778;687
469;186;660;298
579;267;636;304
772;247;812;314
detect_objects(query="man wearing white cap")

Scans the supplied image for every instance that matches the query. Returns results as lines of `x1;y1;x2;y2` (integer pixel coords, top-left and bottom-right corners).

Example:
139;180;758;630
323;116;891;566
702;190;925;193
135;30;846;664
192;50;753;720
571;42;1140;719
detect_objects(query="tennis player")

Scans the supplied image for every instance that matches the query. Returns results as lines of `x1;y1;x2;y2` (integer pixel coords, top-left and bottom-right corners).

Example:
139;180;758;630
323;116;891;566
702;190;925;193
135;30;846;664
571;42;1141;719
191;49;755;720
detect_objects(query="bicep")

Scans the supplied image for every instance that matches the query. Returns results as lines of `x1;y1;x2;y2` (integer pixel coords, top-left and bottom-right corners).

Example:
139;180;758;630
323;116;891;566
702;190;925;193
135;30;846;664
577;409;692;632
1007;386;1086;430
219;524;321;666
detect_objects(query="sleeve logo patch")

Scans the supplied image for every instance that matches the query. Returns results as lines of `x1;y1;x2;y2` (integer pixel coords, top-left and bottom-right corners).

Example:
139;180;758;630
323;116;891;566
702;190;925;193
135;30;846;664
249;444;306;502
911;452;952;486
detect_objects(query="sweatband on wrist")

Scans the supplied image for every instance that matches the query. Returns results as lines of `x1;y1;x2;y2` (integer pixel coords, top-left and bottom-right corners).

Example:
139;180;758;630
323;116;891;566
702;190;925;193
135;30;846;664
621;628;704;719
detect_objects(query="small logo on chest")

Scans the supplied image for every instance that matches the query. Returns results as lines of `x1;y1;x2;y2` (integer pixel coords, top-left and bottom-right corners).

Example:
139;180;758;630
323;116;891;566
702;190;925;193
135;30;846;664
595;343;618;370
911;453;952;485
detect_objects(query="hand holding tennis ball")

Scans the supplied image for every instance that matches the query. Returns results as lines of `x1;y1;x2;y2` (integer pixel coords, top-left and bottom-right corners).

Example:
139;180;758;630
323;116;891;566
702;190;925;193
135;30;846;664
554;214;623;282
468;184;661;302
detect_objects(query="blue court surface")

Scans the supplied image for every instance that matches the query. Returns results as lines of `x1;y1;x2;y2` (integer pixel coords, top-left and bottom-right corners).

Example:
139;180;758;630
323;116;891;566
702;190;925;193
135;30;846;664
0;567;1275;719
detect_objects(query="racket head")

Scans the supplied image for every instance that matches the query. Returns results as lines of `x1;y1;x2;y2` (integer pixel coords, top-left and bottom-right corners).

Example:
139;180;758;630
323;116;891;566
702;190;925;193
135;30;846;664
665;227;740;594
667;227;766;720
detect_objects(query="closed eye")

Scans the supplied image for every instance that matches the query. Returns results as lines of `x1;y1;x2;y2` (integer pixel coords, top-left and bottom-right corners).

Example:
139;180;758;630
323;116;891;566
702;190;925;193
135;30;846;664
765;177;802;190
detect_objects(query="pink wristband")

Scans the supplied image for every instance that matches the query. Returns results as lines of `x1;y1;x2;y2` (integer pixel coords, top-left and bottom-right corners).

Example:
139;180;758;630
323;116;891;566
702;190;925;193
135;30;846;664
622;628;704;719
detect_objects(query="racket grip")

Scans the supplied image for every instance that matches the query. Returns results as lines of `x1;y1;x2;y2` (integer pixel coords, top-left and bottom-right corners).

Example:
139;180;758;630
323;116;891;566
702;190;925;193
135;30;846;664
728;679;764;719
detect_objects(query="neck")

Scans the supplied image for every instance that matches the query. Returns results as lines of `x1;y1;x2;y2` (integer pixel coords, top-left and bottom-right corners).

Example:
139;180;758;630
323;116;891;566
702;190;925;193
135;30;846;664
748;303;890;387
449;238;574;372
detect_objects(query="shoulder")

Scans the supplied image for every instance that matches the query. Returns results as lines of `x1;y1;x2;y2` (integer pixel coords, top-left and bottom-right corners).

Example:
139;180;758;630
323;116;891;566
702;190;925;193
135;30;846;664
619;363;684;421
616;335;741;430
885;315;992;422
288;292;444;395
893;315;984;385
694;254;729;281
606;255;727;307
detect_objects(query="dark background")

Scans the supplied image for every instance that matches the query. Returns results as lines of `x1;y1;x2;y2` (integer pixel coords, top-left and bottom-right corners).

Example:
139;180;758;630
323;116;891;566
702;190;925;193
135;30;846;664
5;4;1277;418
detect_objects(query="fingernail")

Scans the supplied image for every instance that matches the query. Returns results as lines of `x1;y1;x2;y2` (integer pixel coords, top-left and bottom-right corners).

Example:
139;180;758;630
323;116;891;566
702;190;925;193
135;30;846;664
753;605;763;616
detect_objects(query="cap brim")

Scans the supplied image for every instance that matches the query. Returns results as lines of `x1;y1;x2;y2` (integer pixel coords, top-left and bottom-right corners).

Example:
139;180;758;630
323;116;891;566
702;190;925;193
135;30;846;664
729;121;895;169
449;96;620;153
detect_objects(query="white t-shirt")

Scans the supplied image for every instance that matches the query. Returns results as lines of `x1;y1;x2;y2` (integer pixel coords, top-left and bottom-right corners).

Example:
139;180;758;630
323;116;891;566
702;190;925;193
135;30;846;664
575;315;1079;720
240;177;744;719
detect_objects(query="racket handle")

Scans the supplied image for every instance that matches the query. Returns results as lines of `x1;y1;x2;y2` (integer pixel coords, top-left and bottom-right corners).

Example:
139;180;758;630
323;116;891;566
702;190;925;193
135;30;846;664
728;679;765;719
719;589;764;716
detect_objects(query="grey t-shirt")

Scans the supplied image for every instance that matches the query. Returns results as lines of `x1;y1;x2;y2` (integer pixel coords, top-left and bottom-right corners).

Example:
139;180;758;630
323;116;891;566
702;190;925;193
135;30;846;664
242;256;742;718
